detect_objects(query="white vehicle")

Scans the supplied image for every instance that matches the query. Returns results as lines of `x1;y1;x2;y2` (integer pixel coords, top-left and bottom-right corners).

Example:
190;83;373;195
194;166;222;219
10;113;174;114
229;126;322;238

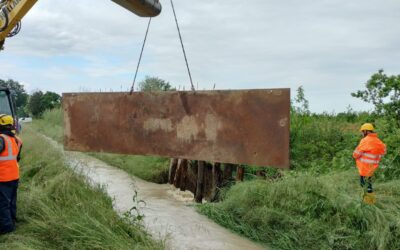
19;117;32;123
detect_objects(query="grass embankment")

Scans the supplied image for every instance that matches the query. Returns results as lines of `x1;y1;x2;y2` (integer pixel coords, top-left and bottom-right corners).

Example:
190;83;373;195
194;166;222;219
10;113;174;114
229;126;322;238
199;171;400;249
199;113;400;249
32;108;400;249
31;109;169;183
0;126;162;249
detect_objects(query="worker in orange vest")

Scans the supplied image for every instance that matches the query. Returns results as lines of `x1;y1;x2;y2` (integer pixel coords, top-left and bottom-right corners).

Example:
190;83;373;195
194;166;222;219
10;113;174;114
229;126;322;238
0;114;22;234
352;123;386;204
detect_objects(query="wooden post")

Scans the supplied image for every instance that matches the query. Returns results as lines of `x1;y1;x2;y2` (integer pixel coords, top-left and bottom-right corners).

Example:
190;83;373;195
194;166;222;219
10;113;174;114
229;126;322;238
173;159;183;187
209;162;222;201
213;162;221;186
223;163;234;181
179;159;188;191
195;161;205;203
168;158;178;184
216;163;223;188
236;166;244;182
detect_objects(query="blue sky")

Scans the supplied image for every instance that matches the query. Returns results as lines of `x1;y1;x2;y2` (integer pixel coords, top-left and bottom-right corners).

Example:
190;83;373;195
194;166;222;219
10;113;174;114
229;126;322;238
1;0;400;113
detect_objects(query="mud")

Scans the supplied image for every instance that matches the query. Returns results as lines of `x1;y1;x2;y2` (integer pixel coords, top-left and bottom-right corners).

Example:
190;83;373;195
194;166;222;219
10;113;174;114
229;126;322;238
43;135;265;250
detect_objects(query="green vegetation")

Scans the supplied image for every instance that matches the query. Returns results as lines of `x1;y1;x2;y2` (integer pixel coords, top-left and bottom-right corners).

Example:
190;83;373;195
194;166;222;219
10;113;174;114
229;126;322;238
138;76;175;92
198;79;400;249
31;108;64;143
31;108;169;183
352;69;400;127
27;90;61;118
0;126;162;249
199;170;400;249
0;78;62;118
200;111;400;249
23;71;400;249
89;153;169;184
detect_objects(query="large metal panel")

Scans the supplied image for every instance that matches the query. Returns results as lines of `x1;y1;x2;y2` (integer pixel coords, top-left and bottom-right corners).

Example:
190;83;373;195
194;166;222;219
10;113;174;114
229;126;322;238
63;89;290;168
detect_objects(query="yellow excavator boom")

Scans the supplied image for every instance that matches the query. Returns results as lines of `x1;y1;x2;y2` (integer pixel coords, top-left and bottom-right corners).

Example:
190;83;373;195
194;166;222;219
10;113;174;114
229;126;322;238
0;0;161;49
0;0;37;42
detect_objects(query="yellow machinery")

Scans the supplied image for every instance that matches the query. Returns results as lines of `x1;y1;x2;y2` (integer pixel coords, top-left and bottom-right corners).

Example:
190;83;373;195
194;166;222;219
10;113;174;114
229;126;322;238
0;87;19;132
0;0;162;50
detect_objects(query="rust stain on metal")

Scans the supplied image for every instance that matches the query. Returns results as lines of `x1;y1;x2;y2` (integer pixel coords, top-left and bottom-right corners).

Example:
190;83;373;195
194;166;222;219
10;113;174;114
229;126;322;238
63;89;290;168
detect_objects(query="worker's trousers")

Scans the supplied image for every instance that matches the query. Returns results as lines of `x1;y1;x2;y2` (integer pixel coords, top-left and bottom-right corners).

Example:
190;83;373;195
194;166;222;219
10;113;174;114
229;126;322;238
360;176;373;193
0;180;18;234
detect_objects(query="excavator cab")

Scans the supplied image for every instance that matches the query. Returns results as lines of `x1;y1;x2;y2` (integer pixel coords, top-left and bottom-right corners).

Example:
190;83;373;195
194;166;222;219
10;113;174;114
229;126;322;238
0;87;19;132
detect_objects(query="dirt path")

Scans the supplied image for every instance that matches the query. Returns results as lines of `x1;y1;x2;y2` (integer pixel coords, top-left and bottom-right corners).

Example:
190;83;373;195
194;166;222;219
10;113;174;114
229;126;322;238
44;135;265;250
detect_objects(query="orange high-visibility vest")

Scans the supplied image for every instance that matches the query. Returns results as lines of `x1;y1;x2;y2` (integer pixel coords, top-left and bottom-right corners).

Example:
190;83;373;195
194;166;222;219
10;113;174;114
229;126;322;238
0;134;22;182
353;133;386;177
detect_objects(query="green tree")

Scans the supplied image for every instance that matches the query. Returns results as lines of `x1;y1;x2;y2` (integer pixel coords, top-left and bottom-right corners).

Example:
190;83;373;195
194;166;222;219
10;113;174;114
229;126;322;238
352;70;400;127
27;91;44;118
293;85;310;115
138;76;175;92
0;78;29;116
42;91;61;110
27;91;61;118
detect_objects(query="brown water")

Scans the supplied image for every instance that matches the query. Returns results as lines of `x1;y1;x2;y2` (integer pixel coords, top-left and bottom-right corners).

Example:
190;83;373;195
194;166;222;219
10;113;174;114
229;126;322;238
45;136;265;250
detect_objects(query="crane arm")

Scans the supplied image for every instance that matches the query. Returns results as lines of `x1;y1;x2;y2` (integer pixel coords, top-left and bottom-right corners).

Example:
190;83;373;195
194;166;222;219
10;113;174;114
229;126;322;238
0;0;161;50
0;0;37;42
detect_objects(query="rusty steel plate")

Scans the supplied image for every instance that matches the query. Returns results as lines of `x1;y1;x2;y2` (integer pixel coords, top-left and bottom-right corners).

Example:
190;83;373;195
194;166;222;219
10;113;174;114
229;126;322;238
63;89;290;168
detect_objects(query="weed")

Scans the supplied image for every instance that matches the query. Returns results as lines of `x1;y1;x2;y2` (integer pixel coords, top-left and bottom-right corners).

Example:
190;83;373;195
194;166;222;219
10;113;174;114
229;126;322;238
122;190;146;225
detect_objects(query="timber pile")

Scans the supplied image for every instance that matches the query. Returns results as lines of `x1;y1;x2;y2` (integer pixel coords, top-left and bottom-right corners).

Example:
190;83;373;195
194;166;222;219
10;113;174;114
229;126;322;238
168;159;245;203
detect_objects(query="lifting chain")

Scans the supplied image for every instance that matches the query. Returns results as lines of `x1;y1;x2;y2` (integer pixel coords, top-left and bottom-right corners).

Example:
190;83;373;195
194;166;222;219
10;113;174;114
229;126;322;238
170;0;195;91
130;17;152;94
130;0;196;93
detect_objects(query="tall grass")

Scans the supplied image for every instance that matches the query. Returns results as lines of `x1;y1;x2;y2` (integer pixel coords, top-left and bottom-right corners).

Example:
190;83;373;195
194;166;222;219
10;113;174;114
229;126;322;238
199;111;400;249
290;113;360;172
0;127;162;249
31;108;169;183
290;112;400;177
199;171;400;249
29;108;64;143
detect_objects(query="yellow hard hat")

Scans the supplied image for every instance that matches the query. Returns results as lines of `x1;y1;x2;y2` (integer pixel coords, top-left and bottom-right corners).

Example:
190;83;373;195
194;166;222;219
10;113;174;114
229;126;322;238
0;114;14;126
360;123;374;131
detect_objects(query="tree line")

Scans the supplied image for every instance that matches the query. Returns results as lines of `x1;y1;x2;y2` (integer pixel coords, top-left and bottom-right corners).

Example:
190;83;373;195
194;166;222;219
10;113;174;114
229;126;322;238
0;76;173;118
2;70;398;122
0;79;61;118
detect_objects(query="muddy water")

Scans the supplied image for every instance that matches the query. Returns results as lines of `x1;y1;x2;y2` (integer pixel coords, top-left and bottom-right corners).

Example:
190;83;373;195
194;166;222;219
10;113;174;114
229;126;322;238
45;136;265;250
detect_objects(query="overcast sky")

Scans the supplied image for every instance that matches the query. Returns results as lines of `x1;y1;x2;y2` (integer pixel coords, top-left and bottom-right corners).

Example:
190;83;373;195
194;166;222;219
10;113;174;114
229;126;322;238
1;0;399;113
